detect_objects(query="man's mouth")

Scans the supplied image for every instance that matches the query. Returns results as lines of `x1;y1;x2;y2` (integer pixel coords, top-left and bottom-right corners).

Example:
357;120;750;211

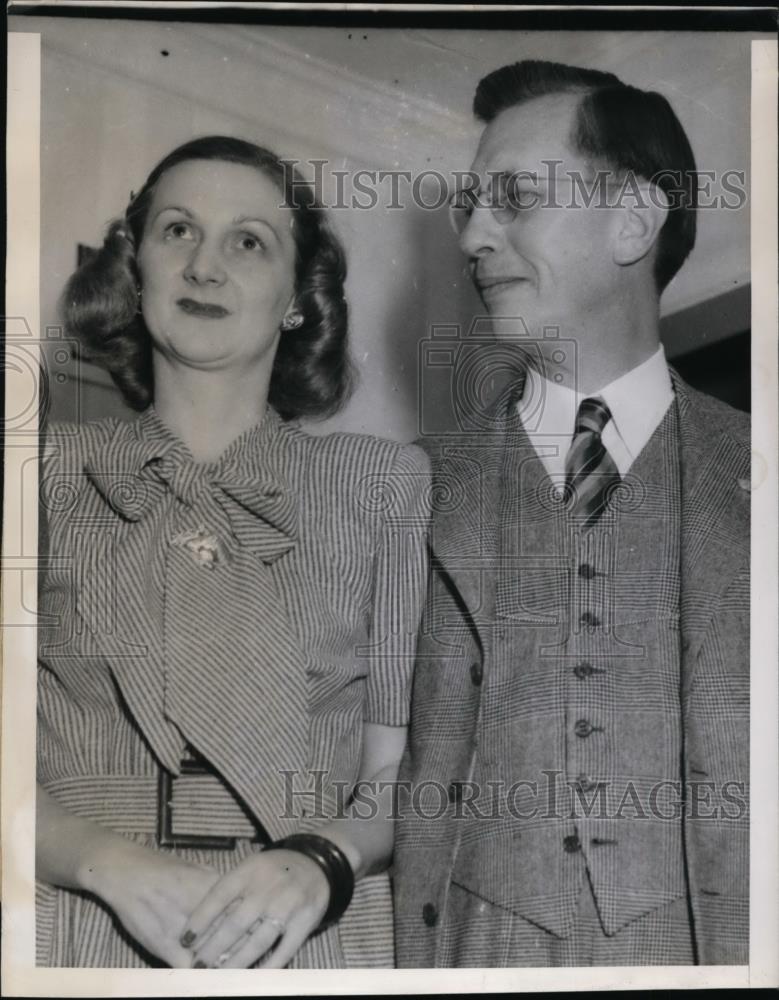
177;298;231;318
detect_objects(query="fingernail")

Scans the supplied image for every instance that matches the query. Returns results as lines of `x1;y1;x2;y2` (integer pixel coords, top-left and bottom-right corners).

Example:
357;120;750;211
193;959;207;969
180;930;196;948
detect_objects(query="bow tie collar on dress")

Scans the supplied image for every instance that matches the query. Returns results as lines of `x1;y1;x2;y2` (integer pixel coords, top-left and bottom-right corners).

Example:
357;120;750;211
77;407;311;838
84;406;297;564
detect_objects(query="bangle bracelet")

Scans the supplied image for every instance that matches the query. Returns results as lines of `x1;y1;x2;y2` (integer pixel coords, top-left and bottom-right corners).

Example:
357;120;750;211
265;833;354;930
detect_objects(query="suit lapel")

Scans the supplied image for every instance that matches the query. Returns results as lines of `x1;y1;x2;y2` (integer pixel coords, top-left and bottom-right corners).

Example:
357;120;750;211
426;393;520;651
674;374;750;704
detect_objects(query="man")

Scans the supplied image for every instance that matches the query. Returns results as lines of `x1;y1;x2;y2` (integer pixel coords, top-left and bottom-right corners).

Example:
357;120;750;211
394;60;749;966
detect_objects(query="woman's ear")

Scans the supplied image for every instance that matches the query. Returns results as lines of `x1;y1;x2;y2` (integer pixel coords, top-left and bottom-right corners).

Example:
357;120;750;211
613;182;669;266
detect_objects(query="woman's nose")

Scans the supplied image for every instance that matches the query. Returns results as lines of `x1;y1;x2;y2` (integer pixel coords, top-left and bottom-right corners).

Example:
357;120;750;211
183;240;226;286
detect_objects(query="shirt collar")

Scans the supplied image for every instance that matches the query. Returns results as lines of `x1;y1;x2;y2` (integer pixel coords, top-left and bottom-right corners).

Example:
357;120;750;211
599;345;674;464
516;345;674;475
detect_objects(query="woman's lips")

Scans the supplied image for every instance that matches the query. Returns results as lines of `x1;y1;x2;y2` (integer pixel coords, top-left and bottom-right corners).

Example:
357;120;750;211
476;276;528;293
176;298;230;318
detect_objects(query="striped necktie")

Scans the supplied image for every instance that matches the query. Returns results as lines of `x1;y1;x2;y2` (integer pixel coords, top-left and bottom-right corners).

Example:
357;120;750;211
564;396;621;528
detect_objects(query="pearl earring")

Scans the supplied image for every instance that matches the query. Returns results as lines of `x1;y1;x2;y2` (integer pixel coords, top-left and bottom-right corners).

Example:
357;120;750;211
281;312;303;331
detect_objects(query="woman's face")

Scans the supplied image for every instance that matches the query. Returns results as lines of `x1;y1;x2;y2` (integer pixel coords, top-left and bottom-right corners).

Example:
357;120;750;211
136;158;297;375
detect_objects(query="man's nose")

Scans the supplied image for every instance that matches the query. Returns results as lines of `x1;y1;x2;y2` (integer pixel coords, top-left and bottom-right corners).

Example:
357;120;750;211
183;239;226;286
458;203;504;260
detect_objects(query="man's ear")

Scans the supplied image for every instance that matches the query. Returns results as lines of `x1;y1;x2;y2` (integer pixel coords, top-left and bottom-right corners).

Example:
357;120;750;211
612;181;669;266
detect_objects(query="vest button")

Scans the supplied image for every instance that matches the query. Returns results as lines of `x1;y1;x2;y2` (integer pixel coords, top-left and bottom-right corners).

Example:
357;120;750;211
573;662;594;680
578;562;597;580
422;902;438;927
576;774;599;794
563;834;581;853
580;611;600;627
574;718;593;738
448;780;464;804
469;661;483;686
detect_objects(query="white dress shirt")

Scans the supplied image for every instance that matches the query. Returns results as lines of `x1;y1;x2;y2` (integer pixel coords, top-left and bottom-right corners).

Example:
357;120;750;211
516;345;674;493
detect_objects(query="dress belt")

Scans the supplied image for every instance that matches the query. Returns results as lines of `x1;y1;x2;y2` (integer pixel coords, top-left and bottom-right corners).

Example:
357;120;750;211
43;766;268;846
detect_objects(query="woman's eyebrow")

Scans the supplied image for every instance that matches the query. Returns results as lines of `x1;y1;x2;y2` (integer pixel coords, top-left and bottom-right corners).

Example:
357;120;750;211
232;215;282;244
151;205;194;222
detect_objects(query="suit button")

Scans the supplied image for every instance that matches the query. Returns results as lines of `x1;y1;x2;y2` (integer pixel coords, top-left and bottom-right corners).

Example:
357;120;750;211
578;563;597;580
563;834;581;853
574;719;593;738
573;662;594;679
422;902;438;927
448;781;464;804
469;661;483;686
580;612;600;627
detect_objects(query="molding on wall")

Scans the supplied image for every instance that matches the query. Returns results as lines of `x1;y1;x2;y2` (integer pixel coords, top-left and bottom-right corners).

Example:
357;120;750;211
41;20;475;169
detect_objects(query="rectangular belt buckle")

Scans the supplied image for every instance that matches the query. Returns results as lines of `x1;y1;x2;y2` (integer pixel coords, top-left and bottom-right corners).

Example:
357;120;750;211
157;758;258;851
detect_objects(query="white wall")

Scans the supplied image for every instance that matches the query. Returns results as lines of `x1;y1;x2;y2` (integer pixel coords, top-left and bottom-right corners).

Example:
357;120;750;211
16;17;753;440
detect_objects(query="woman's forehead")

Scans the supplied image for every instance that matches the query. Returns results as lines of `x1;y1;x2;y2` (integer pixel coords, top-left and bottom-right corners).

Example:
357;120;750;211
149;158;288;220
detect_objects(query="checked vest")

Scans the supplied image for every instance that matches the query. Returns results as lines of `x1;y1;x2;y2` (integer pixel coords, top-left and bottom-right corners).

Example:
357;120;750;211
461;400;690;939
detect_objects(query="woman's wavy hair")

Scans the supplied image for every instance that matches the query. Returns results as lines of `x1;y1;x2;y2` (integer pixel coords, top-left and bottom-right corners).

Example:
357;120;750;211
62;135;354;418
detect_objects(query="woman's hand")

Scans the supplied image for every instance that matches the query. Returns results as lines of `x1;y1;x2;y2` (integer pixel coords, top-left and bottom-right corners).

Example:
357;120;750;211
180;849;330;968
37;784;220;967
83;838;222;968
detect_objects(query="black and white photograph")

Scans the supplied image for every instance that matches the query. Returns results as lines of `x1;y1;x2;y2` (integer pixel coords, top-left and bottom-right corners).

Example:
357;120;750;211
3;2;778;993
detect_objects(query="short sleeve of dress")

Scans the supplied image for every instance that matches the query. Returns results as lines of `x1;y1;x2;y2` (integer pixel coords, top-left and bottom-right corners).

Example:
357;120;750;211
363;442;431;727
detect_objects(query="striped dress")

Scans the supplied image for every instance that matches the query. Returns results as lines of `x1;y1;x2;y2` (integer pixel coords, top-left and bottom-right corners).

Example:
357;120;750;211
36;406;430;968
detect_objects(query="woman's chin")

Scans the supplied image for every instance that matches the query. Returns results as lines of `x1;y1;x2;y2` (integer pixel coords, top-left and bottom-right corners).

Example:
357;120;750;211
157;341;243;372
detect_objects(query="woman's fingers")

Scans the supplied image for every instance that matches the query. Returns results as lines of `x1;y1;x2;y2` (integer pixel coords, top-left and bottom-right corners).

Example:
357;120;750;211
187;894;250;962
256;908;317;969
180;871;250;950
192;878;302;968
181;850;330;968
207;912;289;968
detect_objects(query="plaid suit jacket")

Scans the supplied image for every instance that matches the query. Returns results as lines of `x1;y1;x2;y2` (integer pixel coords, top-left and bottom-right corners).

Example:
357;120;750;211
394;371;750;966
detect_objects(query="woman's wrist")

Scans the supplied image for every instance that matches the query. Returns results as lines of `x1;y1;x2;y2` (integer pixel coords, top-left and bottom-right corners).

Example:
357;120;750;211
37;784;140;897
265;833;355;930
75;828;141;899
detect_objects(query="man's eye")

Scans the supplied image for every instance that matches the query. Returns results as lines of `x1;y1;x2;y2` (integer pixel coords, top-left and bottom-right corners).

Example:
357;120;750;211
498;178;541;210
450;191;477;214
510;189;542;209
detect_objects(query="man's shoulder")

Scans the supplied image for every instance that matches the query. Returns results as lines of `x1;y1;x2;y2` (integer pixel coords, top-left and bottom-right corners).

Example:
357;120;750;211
414;395;519;468
673;373;750;450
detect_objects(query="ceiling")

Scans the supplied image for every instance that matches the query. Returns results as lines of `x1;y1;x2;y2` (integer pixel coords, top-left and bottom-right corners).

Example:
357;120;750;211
212;24;755;313
16;15;759;315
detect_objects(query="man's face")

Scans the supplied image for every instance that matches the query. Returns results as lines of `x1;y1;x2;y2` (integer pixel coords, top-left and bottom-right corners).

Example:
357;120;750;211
460;92;624;351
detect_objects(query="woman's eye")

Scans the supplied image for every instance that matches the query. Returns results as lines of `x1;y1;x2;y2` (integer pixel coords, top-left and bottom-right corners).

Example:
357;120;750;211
164;221;194;240
234;232;265;252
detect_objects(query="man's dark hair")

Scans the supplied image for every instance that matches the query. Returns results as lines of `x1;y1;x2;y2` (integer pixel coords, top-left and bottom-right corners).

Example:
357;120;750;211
474;60;697;292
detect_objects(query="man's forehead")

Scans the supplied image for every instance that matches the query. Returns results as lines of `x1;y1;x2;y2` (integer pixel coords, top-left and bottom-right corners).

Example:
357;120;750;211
470;91;587;175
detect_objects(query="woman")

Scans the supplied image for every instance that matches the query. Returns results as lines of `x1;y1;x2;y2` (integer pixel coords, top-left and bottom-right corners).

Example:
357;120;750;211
36;135;429;969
